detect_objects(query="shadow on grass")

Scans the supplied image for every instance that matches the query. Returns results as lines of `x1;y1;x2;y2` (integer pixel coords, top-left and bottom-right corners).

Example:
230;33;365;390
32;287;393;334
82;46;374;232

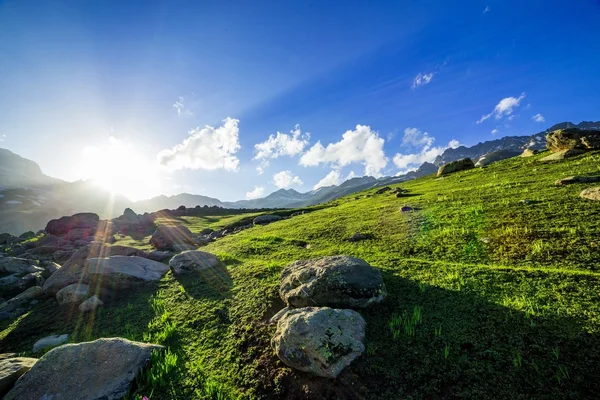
175;265;234;300
273;271;600;399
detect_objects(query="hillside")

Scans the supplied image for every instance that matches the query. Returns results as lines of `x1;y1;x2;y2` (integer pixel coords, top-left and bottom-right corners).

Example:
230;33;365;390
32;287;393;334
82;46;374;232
1;148;599;399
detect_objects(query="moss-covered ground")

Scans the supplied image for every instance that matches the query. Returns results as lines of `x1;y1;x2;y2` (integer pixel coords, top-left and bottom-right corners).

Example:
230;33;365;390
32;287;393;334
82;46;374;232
1;150;599;399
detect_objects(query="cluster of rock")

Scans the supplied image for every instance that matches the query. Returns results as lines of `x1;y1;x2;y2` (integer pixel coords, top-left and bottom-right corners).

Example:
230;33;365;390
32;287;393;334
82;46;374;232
271;255;386;378
540;128;600;162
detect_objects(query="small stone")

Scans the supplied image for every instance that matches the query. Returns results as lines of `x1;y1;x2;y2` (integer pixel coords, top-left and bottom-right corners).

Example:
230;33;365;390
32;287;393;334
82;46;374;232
79;295;103;313
580;187;600;201
56;283;89;306
32;334;69;353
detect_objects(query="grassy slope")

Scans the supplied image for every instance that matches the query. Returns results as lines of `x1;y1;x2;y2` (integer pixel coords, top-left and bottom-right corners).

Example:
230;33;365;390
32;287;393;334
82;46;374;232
1;151;600;399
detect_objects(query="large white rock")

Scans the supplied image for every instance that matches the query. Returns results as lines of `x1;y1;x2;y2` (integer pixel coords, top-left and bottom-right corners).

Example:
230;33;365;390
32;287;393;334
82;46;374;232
169;250;221;276
82;256;169;290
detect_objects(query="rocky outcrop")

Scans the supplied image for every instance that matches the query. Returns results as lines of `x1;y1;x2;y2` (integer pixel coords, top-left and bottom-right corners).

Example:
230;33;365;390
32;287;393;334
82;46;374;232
521;148;539;157
437;158;475;177
45;213;99;236
253;214;282;226
150;224;197;251
0;286;42;319
279;256;386;308
6;338;163;400
539;148;586;162
0;355;37;397
56;283;90;305
82;256;169;291
271;307;366;378
546;128;600;152
580;187;600;201
169;250;221;276
0;257;41;275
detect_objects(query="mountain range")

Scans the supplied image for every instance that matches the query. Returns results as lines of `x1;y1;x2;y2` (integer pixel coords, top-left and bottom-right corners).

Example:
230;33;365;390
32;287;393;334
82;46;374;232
1;121;598;234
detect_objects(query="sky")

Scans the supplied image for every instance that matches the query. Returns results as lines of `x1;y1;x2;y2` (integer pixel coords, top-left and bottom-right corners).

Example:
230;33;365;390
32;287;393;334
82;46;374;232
1;0;599;201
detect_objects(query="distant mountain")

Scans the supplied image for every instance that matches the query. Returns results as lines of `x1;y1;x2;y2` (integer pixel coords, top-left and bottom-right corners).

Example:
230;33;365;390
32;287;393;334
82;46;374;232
1;120;598;234
433;120;599;166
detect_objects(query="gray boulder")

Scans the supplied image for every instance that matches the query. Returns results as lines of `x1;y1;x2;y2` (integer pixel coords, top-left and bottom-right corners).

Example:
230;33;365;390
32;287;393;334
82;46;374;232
253;214;282;226
0;257;42;275
79;295;103;313
0;286;42;314
271;307;366;378
32;334;69;353
56;283;90;306
0;233;18;246
279;255;387;308
580;187;600;201
0;356;37;397
169;250;221;276
45;213;99;236
82;256;169;290
437;158;475;176
150;224;197;251
8;338;163;400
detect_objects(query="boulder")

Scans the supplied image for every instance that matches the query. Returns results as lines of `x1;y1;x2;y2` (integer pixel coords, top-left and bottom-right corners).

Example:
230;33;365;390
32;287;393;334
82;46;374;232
539;148;585;162
0;233;18;246
7;338;163;400
45;261;61;275
82;256;169;291
32;334;69;353
56;283;90;306
169;250;221;276
0;257;42;275
375;186;391;195
437;158;475;176
150;224;197;251
43;245;153;295
79;295;103;313
0;356;37;397
546;128;600;152
521;148;539;157
146;250;174;262
66;227;93;242
45;213;99;236
253;214;282;226
555;176;600;186
580;187;600;201
271;307;366;378
279;255;387;308
0;286;43;314
475;150;521;167
199;228;214;235
18;231;36;240
122;208;140;222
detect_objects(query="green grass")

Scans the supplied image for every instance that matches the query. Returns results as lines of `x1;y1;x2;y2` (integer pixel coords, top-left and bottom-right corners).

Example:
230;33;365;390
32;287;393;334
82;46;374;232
2;151;600;399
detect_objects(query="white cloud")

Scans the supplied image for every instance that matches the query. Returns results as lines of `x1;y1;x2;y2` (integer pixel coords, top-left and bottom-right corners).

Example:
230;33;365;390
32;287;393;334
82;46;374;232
158;117;241;171
300;125;388;177
483;6;490;14
346;170;356;180
313;170;341;190
532;113;545;123
476;92;526;124
173;96;194;117
0;134;6;142
254;125;310;160
411;72;434;89
393;127;460;174
491;129;499;135
272;170;303;189
246;186;265;199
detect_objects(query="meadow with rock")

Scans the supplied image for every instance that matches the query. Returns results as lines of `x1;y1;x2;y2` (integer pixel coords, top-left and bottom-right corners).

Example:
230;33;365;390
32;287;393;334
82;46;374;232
0;128;599;399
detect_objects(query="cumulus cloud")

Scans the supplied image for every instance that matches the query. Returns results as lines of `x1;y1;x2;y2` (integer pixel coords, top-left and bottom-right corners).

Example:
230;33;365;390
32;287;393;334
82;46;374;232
254;125;310;160
411;72;434;89
393;127;460;174
476;93;526;124
491;129;499;135
300;125;388;177
246;186;265;199
272;170;303;189
313;170;341;190
532;113;545;123
346;170;356;180
158;117;241;171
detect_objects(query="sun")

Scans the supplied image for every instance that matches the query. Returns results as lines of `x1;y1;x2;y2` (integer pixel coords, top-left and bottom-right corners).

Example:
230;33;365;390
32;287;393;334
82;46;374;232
74;137;162;202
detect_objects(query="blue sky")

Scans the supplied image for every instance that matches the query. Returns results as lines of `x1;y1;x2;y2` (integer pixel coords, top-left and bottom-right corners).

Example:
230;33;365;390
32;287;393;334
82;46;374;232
1;0;599;201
